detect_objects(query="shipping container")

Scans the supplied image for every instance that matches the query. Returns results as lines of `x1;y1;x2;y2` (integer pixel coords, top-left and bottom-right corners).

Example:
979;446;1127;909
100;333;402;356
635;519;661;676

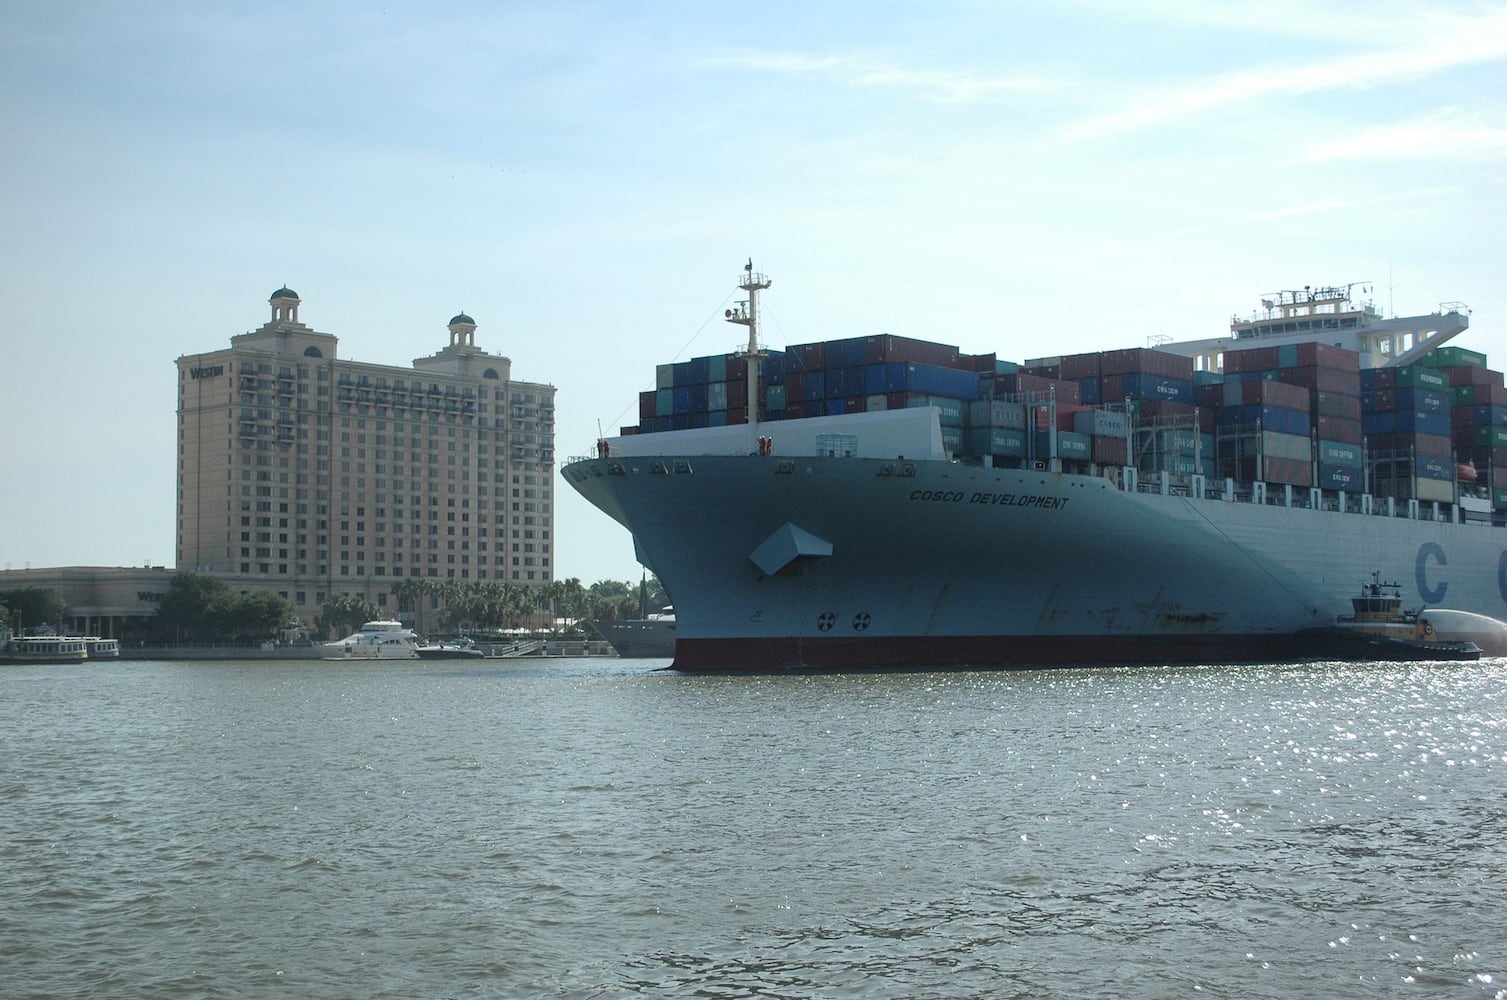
967;399;1028;430
1472;404;1507;428
1102;372;1194;405
989;372;1082;404
1369;432;1453;458
1416;454;1455;481
1420;345;1488;369
1060;352;1103;380
1362;409;1451;437
1452;383;1507;406
965;427;1027;457
864;334;961;367
1037;431;1092;461
1361;387;1450;413
1237;456;1313;487
1316;440;1363;466
1092;435;1128;465
1361;366;1449;391
1275;366;1362;395
1313;415;1362;446
1216;404;1311;437
1098;348;1195;380
1293;342;1361;372
1074;409;1129;438
1313;391;1363;420
1317;463;1363;491
1221;347;1280;373
1439;365;1504;389
1223;378;1310;410
904;394;966;426
1475;426;1507;449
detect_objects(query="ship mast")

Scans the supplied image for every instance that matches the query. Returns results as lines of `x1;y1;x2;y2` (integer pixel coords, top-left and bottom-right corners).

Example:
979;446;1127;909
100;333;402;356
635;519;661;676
725;259;771;443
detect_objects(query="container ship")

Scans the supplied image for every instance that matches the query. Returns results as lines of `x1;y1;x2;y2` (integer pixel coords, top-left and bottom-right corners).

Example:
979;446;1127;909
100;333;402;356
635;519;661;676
563;263;1507;671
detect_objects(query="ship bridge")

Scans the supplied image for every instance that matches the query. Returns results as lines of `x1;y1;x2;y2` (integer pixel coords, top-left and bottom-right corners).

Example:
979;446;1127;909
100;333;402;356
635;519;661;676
1158;285;1470;374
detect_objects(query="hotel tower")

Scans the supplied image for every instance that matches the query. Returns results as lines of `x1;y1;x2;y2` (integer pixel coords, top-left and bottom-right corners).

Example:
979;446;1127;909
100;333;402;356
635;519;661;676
175;287;555;619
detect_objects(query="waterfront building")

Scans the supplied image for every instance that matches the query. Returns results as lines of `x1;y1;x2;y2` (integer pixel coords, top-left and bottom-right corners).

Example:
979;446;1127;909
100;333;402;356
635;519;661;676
175;287;556;621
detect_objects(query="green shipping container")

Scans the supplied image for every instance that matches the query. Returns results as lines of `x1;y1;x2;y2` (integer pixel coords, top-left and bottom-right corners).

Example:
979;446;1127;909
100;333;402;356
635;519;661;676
1476;426;1507;449
1393;365;1448;389
1316;439;1362;465
1042;430;1091;460
966;427;1026;457
905;395;965;427
1423;346;1488;369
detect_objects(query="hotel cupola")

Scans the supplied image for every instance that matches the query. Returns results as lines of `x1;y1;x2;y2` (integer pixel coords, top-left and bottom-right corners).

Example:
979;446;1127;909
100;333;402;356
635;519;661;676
269;286;301;324
447;312;477;347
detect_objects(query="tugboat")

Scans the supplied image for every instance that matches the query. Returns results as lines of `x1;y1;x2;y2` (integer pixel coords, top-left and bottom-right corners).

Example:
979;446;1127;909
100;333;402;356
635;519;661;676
1303;574;1482;662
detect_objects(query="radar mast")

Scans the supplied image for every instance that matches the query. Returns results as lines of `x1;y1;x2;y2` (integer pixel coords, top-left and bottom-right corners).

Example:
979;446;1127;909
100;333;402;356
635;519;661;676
725;259;771;441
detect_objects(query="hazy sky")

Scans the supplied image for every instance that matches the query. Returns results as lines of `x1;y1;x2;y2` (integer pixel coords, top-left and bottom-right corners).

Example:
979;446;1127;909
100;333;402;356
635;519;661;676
2;1;1504;586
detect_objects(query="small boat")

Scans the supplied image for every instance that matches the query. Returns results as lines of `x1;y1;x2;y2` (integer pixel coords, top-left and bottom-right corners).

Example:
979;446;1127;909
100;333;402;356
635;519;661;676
588;606;676;658
322;620;420;660
1302;575;1482;662
86;637;120;659
1;624;90;664
415;637;486;660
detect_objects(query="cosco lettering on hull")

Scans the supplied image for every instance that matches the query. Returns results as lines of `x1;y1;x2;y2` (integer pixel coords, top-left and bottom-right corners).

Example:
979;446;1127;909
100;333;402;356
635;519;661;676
908;490;1070;511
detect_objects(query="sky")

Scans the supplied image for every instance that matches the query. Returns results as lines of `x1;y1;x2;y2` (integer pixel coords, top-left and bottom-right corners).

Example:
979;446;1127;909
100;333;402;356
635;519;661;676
2;0;1505;586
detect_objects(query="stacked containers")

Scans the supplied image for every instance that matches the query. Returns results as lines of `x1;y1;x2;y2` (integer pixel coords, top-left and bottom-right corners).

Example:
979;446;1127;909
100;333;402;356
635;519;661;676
1425;347;1507;508
1213;372;1314;487
1280;343;1362;492
1361;365;1453;503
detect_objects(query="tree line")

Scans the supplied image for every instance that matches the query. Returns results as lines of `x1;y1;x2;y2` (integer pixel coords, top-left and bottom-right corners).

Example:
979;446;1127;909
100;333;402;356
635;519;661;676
2;573;669;646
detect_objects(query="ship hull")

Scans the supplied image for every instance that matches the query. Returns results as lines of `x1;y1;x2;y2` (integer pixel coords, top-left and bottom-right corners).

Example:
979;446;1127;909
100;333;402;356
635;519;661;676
565;452;1507;672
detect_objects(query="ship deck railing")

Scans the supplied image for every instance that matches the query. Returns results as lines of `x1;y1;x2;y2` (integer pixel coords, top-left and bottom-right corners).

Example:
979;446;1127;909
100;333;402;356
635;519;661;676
1126;468;1501;527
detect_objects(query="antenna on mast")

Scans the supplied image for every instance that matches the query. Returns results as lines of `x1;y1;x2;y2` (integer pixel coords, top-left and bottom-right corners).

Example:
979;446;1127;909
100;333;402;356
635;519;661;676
726;259;771;360
725;259;772;440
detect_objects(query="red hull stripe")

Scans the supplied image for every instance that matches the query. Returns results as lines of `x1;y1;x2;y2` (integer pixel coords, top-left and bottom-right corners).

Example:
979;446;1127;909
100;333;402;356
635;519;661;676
671;634;1313;672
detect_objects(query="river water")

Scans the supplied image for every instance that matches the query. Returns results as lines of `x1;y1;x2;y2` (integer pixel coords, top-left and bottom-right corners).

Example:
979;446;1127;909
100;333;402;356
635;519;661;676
1;656;1503;999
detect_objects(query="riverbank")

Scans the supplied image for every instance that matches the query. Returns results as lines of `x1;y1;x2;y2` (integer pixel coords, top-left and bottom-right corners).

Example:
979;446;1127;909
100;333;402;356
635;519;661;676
122;639;619;661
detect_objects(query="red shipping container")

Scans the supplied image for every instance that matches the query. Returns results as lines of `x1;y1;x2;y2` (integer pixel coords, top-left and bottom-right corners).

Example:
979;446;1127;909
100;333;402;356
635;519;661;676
1234;378;1309;409
1099;347;1193;379
1277;366;1361;395
1092;435;1128;465
1314;414;1362;445
1294;342;1361;372
1222;347;1280;374
1313;391;1362;420
1060;352;1103;380
864;334;960;367
1438;365;1503;388
1240;456;1313;487
639;390;657;421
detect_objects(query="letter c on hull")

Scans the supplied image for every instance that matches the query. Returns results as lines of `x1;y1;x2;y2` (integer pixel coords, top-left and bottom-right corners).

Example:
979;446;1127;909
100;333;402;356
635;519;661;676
1416;543;1447;604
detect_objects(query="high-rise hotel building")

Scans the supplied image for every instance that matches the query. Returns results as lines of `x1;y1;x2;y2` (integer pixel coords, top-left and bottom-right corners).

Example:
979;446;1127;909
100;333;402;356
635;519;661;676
176;287;555;617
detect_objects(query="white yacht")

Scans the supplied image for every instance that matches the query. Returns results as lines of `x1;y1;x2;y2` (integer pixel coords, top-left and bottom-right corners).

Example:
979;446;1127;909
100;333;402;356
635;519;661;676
322;620;419;660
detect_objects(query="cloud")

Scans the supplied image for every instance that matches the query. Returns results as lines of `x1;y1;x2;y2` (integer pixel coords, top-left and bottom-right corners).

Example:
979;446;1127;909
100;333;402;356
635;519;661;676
1247;186;1462;221
700;50;1066;103
1063;7;1507;140
1302;110;1507;161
